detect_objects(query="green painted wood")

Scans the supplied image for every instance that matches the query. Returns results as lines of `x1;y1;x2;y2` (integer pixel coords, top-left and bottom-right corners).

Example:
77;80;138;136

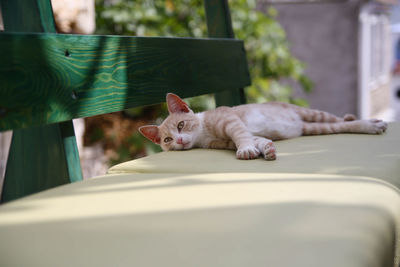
59;121;83;183
1;125;72;202
0;0;56;32
0;0;83;203
204;0;248;107
0;0;251;202
0;33;250;131
204;0;235;39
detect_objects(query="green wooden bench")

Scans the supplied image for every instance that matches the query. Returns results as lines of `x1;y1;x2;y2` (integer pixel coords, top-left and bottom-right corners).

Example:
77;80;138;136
0;0;248;202
1;1;400;266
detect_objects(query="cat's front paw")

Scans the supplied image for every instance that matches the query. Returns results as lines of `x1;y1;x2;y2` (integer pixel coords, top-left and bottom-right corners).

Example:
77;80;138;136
236;146;260;160
262;142;276;161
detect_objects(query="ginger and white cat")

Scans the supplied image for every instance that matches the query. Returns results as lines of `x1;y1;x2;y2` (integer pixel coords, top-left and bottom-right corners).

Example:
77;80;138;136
139;93;388;160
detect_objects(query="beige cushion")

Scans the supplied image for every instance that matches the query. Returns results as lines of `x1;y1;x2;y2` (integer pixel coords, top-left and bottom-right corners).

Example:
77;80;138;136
108;123;400;186
0;172;399;267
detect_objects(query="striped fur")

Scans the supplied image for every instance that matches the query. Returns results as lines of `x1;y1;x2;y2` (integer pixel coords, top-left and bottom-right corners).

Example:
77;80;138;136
139;94;388;160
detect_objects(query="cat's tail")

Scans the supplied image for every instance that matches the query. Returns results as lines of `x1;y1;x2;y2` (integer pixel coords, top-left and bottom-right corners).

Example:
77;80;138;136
302;120;387;135
294;106;356;123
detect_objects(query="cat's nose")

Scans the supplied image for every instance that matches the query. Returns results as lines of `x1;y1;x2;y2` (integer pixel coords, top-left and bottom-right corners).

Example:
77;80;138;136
177;137;183;144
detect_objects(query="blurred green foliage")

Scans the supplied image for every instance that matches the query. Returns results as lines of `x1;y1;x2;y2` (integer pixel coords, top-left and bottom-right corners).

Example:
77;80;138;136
95;0;312;107
94;0;312;163
109;131;162;166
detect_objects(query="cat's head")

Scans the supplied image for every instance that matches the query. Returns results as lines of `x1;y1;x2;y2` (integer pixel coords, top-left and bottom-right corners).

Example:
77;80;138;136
139;93;202;151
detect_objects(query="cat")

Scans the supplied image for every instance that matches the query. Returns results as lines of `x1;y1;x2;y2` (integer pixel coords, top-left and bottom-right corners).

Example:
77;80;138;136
139;93;388;160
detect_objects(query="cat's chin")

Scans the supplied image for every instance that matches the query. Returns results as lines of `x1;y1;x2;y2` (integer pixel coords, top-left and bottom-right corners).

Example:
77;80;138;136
180;143;192;150
163;143;193;151
180;141;195;150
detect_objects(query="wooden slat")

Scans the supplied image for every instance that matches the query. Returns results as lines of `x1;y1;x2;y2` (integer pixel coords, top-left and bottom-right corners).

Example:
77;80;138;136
1;0;83;203
2;124;72;202
204;0;247;106
0;33;250;131
204;0;235;38
0;0;56;32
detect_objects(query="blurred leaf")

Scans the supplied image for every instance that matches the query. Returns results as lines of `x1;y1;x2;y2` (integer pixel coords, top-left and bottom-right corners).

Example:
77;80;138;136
95;0;313;163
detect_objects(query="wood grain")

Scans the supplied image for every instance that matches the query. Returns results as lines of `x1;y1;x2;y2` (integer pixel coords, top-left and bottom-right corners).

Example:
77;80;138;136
0;33;250;131
1;0;83;203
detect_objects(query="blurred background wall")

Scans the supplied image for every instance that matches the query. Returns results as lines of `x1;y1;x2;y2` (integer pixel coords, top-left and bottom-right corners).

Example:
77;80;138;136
260;0;396;120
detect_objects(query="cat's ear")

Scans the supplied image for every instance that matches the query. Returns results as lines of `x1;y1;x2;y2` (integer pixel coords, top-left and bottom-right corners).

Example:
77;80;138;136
166;93;192;114
139;125;161;144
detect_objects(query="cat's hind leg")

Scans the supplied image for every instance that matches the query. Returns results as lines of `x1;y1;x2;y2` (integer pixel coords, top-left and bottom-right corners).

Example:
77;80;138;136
302;119;388;135
295;106;356;123
253;136;276;160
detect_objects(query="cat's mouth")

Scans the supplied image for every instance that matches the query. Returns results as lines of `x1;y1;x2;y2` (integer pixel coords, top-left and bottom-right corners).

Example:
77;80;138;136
180;142;191;149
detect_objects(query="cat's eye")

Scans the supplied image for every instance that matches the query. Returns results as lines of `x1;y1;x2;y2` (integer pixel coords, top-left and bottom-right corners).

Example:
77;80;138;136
164;137;173;143
177;121;184;131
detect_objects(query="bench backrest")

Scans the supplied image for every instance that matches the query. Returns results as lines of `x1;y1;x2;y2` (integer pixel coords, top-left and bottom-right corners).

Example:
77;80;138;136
0;0;250;202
